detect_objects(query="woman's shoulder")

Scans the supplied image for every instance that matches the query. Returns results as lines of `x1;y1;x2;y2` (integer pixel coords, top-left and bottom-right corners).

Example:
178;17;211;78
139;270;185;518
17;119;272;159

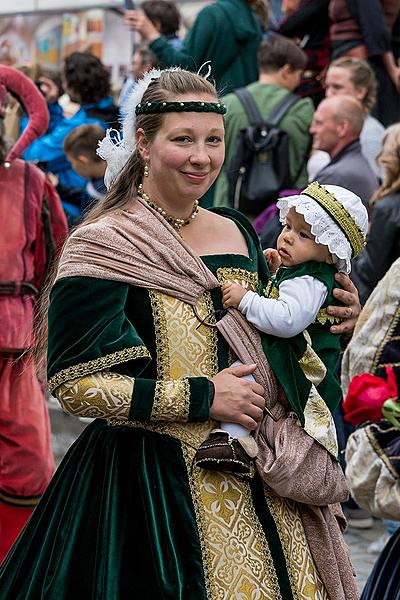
208;206;256;235
208;206;260;245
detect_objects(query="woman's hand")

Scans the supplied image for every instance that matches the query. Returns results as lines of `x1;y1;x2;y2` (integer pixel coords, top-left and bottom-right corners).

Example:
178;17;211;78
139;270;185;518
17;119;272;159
124;10;160;42
263;248;281;275
328;273;361;334
210;363;265;430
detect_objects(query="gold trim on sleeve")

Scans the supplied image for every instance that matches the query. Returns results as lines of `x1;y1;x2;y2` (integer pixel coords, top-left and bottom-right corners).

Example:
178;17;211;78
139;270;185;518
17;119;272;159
314;307;342;326
263;280;279;299
48;346;150;393
150;379;191;422
54;371;134;419
216;267;259;292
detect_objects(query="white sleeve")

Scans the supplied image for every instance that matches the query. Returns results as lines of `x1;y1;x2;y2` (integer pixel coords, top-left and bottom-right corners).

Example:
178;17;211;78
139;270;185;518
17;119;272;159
238;276;328;338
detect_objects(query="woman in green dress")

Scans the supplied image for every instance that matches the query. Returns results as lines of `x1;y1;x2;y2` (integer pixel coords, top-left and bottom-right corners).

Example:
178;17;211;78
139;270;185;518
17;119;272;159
0;68;360;599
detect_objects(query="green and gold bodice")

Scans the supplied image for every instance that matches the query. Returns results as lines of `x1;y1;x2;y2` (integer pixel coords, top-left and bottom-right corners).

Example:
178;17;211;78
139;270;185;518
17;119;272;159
47;215;263;448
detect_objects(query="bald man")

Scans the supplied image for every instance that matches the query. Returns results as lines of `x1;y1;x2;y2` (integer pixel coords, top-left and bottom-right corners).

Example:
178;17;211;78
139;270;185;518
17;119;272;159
310;95;378;205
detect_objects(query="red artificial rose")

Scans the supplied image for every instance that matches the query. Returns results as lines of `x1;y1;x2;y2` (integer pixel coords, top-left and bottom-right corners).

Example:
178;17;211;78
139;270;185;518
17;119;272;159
343;366;398;426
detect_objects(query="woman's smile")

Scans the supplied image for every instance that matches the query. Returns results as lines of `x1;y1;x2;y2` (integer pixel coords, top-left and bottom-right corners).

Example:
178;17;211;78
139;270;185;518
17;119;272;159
180;170;209;182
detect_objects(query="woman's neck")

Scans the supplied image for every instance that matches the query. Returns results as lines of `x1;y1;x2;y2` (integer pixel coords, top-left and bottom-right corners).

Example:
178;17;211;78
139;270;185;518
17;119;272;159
141;181;197;220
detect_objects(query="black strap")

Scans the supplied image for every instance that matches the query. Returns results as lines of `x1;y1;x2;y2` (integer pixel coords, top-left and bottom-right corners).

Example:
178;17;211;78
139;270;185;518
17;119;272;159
234;88;264;126
234;87;301;127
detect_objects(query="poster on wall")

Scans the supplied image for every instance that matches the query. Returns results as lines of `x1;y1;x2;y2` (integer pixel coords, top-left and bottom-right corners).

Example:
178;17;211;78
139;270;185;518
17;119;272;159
0;9;131;86
36;20;62;70
62;10;104;58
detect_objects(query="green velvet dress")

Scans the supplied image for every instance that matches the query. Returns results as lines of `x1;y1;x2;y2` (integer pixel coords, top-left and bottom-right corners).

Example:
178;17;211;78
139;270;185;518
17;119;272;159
0;220;329;600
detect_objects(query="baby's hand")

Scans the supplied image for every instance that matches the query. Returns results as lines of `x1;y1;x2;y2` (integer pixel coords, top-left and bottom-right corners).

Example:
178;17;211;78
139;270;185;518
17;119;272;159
222;282;248;308
263;248;281;275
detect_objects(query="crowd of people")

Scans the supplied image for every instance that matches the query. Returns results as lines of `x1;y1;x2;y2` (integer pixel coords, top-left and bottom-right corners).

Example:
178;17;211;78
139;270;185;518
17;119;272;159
0;0;399;598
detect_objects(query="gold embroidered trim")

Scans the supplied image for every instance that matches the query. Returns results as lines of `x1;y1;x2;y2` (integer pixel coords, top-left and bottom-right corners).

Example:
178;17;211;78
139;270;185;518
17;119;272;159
55;371;134;419
106;419;207;449
217;267;259;292
314;307;342;326
149;290;171;379
181;444;215;600
264;280;280;299
48;346;150;393
372;307;400;373
151;379;191;422
182;445;281;599
200;291;219;377
264;490;302;600
265;490;329;599
302;182;366;256
365;425;399;479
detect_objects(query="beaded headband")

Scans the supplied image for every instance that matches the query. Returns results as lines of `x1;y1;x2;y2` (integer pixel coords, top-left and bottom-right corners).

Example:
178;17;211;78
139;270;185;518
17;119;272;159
301;182;366;256
135;100;226;115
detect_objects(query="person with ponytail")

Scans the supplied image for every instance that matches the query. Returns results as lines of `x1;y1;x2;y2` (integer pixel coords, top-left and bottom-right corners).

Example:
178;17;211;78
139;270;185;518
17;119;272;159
352;123;400;304
124;0;265;95
0;68;360;599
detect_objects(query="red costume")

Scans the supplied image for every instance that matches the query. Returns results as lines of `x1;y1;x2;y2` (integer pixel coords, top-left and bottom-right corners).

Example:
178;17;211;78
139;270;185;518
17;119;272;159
0;66;68;563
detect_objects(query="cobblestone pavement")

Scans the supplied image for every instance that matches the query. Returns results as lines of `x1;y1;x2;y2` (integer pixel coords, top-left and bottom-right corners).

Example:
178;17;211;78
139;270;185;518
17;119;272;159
49;400;385;596
345;520;386;594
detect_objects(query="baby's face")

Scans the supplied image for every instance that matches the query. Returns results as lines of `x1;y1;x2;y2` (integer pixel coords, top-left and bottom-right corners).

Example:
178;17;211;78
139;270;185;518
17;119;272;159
277;208;331;267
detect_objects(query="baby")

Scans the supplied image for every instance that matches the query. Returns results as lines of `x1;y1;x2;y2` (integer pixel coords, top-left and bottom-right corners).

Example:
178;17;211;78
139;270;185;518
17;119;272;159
195;182;368;474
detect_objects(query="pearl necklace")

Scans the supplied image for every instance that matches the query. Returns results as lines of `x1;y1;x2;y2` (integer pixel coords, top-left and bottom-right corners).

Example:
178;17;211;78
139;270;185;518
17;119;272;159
138;184;199;236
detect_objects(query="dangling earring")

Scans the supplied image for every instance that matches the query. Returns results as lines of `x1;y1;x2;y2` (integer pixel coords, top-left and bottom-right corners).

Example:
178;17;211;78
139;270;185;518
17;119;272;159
144;164;149;177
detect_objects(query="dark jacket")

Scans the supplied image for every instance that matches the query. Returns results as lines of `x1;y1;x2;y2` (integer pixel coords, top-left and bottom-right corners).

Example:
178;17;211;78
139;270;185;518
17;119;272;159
352;193;400;304
149;0;262;94
315;140;379;207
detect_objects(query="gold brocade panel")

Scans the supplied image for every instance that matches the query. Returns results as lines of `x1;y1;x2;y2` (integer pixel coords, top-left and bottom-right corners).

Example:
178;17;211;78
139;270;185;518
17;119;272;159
265;491;329;600
182;445;282;600
149;289;218;381
148;289;219;441
148;273;328;600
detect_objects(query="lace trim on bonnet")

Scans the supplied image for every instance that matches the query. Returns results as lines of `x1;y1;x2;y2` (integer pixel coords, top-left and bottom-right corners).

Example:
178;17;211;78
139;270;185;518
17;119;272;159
277;184;368;274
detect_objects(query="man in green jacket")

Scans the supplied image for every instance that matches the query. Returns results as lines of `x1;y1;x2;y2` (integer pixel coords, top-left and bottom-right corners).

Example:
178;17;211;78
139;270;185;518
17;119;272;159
213;34;314;209
124;0;264;95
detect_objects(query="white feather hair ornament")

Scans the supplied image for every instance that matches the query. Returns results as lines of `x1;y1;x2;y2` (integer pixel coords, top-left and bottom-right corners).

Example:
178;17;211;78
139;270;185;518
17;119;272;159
97;67;182;190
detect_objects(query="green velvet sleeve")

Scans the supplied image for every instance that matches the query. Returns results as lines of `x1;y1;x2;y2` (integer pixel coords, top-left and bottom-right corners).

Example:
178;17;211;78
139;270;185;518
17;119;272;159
47;276;212;422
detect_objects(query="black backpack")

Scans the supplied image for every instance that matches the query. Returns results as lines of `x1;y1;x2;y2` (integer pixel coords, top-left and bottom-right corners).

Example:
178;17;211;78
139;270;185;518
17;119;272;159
227;88;302;215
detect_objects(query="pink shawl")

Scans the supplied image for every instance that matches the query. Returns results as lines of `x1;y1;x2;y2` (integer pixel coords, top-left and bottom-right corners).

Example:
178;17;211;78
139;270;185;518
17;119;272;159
56;197;358;599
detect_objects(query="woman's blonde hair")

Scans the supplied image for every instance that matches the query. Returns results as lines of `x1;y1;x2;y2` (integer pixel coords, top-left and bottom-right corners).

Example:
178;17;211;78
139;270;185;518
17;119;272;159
371;123;400;203
79;69;219;228
328;57;377;115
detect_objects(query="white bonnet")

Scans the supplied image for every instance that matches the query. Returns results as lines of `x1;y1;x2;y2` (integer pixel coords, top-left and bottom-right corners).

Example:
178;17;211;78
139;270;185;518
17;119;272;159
277;182;368;274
